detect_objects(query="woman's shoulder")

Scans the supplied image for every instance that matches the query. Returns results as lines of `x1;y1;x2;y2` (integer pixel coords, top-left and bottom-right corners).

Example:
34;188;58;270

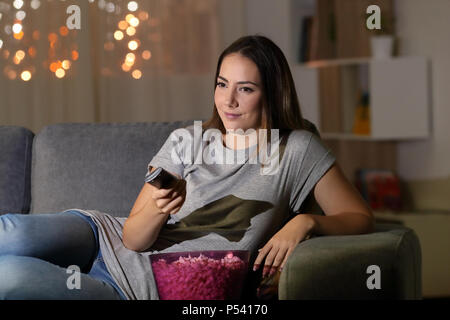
285;129;315;147
283;129;330;156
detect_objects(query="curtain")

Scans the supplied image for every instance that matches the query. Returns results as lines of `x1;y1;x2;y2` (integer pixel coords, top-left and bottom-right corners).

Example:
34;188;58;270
0;0;221;133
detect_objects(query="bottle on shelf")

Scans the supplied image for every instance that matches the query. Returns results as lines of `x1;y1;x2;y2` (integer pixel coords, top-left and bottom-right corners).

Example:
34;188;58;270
352;91;371;135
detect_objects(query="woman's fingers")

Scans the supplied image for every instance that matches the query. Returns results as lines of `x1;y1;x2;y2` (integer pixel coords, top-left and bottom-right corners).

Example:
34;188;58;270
163;194;184;214
261;245;280;277
253;242;293;277
269;246;288;276
253;243;272;272
153;179;187;213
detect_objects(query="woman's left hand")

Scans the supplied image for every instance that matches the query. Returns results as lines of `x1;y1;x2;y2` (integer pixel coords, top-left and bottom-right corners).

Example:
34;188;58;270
253;214;316;278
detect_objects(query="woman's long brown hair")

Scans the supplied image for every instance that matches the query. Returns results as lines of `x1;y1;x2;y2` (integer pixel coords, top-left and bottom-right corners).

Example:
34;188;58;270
203;35;307;138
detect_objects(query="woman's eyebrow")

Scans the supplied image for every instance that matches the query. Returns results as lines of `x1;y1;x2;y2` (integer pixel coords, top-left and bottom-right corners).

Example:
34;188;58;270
218;76;259;87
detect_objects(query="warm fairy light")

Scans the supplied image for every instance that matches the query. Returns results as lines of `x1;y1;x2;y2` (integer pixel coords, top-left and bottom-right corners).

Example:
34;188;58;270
126;14;135;23
30;0;41;10
128;40;138;51
125;53;135;67
13;31;24;40
0;39;3;49
13;50;25;64
132;69;142;79
126;26;136;36
28;46;37;58
121;63;131;72
126;52;135;62
12;23;22;34
138;11;149;21
13;0;24;10
142;50;152;60
16;10;26;20
48;33;58;43
62;60;71;70
55;68;65;78
129;17;139;27
15;50;25;60
114;30;124;40
128;1;138;12
118;20;128;30
71;50;79;61
49;61;59;72
21;70;32;81
59;26;69;36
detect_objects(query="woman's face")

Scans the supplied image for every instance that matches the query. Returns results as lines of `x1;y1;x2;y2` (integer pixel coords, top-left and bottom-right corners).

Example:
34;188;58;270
214;53;264;133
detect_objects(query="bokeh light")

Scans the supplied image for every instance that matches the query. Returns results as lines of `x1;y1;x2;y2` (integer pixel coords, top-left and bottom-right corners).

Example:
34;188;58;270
55;68;65;78
132;69;142;79
21;70;32;81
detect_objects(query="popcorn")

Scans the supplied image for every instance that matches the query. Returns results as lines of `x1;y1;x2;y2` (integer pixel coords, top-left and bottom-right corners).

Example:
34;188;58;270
151;252;248;300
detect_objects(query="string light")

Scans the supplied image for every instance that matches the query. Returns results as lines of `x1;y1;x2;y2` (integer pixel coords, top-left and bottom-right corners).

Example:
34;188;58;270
21;70;31;81
0;1;152;80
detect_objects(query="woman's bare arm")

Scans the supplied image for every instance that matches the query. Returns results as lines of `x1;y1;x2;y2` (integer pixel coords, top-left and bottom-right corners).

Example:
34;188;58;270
122;168;186;252
310;163;374;235
253;163;374;277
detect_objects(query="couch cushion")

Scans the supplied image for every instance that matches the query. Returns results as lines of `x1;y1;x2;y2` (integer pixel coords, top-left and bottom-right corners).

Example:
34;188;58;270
0;126;34;215
30;121;193;217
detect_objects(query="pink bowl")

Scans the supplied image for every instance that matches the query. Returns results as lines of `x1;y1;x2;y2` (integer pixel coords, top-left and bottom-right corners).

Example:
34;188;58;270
150;250;250;300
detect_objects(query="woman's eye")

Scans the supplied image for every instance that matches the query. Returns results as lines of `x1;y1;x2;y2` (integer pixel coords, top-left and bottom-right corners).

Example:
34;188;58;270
216;82;226;88
240;87;253;93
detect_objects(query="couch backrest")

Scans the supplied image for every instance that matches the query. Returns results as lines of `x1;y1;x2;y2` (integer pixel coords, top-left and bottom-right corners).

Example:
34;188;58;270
30;121;193;217
0;126;34;215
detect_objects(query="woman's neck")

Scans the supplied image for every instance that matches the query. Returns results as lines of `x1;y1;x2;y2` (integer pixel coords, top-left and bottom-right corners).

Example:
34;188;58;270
223;130;259;150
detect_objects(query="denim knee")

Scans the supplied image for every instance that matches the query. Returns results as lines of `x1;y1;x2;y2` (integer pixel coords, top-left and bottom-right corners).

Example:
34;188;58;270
0;255;32;299
0;214;29;256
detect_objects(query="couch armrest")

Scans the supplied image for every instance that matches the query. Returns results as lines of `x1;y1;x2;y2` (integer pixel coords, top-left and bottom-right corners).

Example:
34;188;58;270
278;223;422;299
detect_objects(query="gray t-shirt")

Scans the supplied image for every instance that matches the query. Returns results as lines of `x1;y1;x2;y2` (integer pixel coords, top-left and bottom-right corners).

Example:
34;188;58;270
67;125;335;300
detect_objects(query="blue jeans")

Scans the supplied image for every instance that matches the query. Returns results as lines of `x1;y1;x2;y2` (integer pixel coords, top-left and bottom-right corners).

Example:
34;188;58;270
0;211;125;300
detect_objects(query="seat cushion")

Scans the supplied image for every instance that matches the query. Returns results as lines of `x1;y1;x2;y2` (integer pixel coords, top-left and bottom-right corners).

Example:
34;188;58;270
30;121;193;217
0;126;34;214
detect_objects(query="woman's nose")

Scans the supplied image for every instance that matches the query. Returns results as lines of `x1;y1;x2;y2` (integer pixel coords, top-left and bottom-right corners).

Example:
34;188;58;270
225;90;238;108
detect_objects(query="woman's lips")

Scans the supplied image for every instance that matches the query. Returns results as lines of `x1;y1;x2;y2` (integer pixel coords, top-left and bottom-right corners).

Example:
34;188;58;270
224;112;241;119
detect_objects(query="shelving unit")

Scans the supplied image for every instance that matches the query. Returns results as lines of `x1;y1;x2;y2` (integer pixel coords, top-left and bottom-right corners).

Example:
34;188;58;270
292;56;430;141
245;0;430;182
291;56;430;181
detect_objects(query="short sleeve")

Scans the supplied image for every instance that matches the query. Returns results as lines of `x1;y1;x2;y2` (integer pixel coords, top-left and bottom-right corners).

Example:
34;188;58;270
146;129;188;179
289;133;336;213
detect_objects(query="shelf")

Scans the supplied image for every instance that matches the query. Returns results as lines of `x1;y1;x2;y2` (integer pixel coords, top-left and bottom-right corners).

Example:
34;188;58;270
297;56;418;69
322;132;430;141
322;133;393;141
298;57;372;68
293;56;430;140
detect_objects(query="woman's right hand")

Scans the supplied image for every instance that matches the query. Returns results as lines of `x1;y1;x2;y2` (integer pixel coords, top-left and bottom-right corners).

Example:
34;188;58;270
151;178;187;215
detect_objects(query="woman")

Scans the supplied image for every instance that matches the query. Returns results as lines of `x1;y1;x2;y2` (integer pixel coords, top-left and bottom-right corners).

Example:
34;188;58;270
0;35;373;300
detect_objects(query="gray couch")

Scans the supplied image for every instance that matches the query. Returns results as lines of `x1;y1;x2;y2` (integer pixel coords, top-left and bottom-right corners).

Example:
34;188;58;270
0;122;422;299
